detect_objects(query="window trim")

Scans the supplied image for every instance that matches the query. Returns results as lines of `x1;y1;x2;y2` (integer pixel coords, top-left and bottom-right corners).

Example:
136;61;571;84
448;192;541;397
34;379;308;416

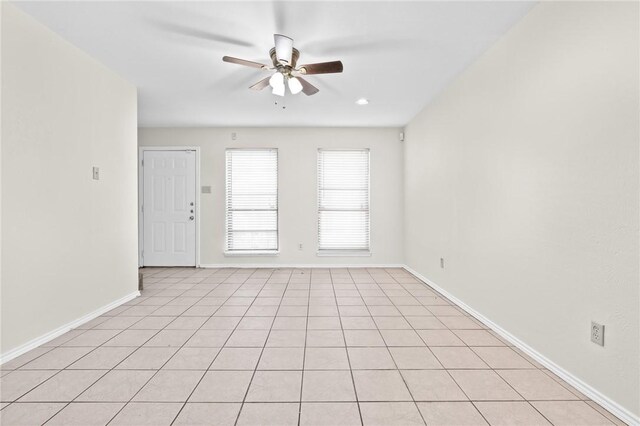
316;148;371;255
316;250;372;257
225;148;279;254
224;250;280;257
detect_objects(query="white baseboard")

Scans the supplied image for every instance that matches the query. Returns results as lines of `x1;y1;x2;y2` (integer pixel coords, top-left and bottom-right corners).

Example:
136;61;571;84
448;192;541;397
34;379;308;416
403;265;638;426
198;263;406;269
0;290;140;365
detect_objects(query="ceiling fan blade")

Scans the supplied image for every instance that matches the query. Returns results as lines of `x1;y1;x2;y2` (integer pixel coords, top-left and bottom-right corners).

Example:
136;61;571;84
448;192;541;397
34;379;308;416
223;56;269;69
151;21;254;47
297;77;319;96
300;37;420;56
249;77;271;91
274;34;294;64
299;61;344;75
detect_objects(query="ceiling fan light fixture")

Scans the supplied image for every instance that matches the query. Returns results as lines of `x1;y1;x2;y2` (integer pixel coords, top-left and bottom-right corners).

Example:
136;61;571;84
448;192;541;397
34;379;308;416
270;72;285;96
274;34;293;64
269;72;284;89
356;98;369;106
288;77;303;95
272;83;285;97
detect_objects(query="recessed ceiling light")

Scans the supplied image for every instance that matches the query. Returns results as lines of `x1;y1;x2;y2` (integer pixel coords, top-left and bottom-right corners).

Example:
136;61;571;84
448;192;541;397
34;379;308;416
355;98;369;106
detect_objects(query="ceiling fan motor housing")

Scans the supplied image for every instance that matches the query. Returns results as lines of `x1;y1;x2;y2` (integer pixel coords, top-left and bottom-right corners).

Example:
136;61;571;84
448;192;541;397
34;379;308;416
270;47;300;75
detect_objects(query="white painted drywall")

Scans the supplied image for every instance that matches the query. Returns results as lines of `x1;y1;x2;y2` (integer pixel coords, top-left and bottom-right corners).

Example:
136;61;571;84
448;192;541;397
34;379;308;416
1;3;138;354
0;1;4;347
404;1;639;418
138;127;404;266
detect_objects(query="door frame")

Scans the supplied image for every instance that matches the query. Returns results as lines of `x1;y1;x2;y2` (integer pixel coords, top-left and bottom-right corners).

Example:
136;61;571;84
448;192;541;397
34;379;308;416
138;146;201;267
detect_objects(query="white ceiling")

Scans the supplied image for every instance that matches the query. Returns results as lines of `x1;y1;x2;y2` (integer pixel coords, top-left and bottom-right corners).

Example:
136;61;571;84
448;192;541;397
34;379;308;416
14;1;535;127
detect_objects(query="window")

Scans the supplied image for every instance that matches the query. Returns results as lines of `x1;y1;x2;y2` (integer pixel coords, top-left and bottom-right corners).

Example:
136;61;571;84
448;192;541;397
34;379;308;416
225;149;278;253
317;149;370;253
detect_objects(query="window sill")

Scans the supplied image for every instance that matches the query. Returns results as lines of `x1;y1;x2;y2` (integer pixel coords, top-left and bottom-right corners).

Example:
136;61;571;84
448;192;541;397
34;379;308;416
317;250;372;257
224;251;280;257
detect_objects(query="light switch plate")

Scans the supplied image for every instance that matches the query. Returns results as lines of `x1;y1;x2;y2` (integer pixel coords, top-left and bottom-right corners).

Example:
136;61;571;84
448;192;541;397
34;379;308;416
92;167;100;180
201;186;212;194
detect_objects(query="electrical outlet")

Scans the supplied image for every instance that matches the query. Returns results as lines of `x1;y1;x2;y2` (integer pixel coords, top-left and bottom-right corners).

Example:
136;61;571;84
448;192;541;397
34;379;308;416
440;258;445;269
92;166;100;180
298;243;303;251
591;321;604;346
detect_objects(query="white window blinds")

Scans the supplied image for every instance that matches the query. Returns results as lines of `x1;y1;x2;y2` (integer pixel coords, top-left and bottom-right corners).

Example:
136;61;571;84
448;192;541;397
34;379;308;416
317;149;370;252
225;149;278;252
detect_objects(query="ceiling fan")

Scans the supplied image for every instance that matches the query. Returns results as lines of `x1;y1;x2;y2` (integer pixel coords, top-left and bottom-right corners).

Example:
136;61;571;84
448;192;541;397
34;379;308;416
222;34;343;97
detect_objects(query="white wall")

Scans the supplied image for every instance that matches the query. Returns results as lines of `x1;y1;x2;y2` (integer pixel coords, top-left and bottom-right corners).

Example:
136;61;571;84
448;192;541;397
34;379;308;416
1;4;138;355
404;1;639;419
139;127;404;266
0;1;4;348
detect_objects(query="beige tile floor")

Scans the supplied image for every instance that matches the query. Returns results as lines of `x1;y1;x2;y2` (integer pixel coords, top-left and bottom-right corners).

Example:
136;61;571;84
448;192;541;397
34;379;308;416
0;268;625;426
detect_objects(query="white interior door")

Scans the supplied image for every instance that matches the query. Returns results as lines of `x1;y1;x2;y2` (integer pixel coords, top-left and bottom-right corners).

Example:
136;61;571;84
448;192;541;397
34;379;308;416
142;150;196;266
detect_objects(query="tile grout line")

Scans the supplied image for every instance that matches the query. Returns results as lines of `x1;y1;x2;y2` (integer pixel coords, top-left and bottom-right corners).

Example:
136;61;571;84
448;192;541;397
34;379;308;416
384;269;493;425
330;268;365;426
167;267;272;425
399;270;559;425
387;269;491;421
233;267;290;426
101;267;244;425
387;268;517;425
297;269;312;426
349;267;428;425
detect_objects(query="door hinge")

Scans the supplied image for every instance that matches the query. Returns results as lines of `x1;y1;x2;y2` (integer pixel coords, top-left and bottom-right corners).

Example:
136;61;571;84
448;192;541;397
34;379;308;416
141;205;144;213
141;159;144;166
